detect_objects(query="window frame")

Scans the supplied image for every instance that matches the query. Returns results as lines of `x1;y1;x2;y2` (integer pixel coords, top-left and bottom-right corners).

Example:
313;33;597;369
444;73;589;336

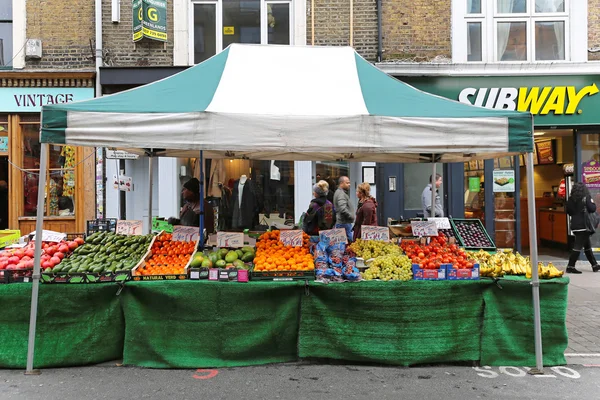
0;0;13;67
453;0;584;64
189;0;294;65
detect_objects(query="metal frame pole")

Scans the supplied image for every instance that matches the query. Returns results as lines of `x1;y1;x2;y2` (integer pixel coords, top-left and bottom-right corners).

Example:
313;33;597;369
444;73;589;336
25;143;49;374
148;154;154;234
431;156;436;218
199;151;205;250
526;151;544;373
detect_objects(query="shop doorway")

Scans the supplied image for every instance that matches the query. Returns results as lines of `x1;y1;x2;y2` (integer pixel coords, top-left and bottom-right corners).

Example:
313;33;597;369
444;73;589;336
577;131;600;254
0;156;8;229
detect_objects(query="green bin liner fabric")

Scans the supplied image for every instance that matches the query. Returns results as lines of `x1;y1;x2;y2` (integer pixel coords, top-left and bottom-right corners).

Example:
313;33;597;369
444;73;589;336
0;283;124;368
481;276;569;366
121;280;305;368
298;280;485;366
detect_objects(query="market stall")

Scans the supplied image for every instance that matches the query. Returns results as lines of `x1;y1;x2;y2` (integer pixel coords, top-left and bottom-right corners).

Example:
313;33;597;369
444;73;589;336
20;43;552;371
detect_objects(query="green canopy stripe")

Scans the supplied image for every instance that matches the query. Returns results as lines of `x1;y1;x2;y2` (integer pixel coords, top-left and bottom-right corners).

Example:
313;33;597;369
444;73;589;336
41;110;68;144
508;114;534;153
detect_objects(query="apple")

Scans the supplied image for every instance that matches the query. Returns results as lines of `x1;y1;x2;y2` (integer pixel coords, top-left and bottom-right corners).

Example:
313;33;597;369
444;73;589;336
55;252;65;260
42;261;53;269
68;241;78;251
45;246;56;256
58;244;69;254
8;256;20;265
25;249;35;258
6;264;17;270
50;256;61;266
16;262;27;270
25;260;34;268
74;237;85;246
14;249;25;258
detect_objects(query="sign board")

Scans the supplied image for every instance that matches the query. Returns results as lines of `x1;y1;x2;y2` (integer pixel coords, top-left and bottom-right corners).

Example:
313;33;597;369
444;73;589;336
279;230;303;247
493;170;516;193
468;177;480;192
536;140;555;164
217;232;245;248
106;150;139;160
0;88;94;112
361;226;390;241
172;226;200;242
30;230;66;243
116;220;144;235
319;228;348;245
113;174;133;191
0;137;7;152
427;217;451;230
133;0;167;42
223;26;235;35
410;221;439;237
582;159;600;189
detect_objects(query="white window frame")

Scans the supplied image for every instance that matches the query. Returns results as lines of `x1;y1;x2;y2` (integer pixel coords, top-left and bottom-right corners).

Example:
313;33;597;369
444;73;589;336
188;0;294;65
452;0;587;63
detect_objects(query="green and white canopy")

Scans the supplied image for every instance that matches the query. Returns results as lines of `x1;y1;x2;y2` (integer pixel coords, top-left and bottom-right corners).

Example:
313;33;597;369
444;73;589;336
41;44;533;162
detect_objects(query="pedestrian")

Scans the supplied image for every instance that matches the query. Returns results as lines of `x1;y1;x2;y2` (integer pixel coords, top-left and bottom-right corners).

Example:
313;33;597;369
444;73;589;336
333;176;354;241
353;182;378;241
566;182;600;273
422;173;444;218
302;180;336;235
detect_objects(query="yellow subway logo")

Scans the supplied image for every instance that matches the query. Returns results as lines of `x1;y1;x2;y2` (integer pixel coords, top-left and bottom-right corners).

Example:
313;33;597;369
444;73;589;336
458;84;599;115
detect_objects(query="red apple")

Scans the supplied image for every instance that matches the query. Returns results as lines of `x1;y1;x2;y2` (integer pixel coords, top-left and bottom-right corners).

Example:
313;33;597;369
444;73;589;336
42;261;53;269
55;252;65;260
13;249;25;258
58;244;69;254
0;261;7;270
74;237;85;245
25;260;34;268
25;249;35;258
8;256;20;265
50;256;61;265
67;241;78;251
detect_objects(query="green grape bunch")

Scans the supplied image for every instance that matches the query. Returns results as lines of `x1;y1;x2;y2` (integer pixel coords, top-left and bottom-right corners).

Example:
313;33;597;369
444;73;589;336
349;239;401;259
362;254;413;281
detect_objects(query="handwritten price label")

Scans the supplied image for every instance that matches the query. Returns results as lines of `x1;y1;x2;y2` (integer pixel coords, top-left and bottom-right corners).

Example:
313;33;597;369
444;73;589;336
319;228;348;245
172;226;200;242
280;230;303;247
361;226;390;241
217;232;244;248
115;220;143;235
410;221;439;237
427;217;451;230
30;230;66;243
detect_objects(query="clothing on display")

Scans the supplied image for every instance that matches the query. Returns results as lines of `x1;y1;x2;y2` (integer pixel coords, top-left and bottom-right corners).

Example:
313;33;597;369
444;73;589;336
230;176;261;230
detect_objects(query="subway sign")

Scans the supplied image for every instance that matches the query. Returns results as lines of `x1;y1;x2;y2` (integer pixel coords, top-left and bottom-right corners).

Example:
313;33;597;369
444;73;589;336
400;75;600;126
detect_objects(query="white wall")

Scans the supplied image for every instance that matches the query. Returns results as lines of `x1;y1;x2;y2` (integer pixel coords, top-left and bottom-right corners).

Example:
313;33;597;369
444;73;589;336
12;0;26;69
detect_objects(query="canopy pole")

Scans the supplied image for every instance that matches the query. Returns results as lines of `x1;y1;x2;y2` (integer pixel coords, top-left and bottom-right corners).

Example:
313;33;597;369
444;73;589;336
148;154;154;234
199;151;205;250
25;143;49;375
431;156;436;218
526;151;543;373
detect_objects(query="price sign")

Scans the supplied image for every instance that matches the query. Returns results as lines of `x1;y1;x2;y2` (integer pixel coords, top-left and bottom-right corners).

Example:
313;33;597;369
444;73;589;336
410;221;439;237
172;226;200;242
280;230;303;247
427;217;451;230
361;226;390;241
319;228;348;245
116;220;144;235
30;230;67;243
217;232;244;248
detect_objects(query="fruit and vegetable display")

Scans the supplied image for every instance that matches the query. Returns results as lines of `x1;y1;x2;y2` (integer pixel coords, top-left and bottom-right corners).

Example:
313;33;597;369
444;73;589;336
48;232;153;274
401;233;475;270
348;239;401;259
361;254;413;281
0;237;84;273
468;249;564;279
453;220;494;249
252;230;314;272
134;233;195;276
190;246;255;270
314;239;360;281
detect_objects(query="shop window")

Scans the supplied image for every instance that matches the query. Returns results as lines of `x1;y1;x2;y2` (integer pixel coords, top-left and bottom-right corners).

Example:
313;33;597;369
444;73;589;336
21;120;76;217
203;159;294;230
455;0;577;62
0;1;11;67
404;163;444;216
580;133;600;250
464;160;484;222
191;0;293;64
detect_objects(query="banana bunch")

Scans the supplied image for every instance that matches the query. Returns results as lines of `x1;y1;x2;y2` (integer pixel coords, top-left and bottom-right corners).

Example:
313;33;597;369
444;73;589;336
526;262;564;279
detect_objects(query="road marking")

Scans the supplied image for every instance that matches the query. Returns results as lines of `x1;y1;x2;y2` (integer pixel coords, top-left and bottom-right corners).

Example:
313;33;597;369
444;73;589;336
583;364;600;367
192;369;219;380
564;353;600;357
551;366;581;379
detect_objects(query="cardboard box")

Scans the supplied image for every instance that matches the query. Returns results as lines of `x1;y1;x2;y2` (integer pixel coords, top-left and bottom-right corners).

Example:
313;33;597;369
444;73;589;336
0;230;21;248
446;264;480;280
412;264;447;280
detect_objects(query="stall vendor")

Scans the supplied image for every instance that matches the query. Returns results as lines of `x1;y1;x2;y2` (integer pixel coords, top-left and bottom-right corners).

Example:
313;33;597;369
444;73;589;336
169;178;201;227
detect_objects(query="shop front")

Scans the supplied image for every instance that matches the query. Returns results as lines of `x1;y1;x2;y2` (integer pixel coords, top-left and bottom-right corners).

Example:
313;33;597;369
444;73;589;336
381;74;600;254
0;72;96;235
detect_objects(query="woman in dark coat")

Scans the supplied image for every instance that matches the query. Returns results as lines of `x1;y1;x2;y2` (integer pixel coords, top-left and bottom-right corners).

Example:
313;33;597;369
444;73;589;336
566;182;600;273
302;180;335;235
352;182;378;242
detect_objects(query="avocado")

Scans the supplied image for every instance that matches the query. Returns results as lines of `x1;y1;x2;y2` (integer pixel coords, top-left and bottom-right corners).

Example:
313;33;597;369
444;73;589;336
218;248;229;259
201;259;213;268
233;259;245;269
216;259;227;268
235;249;244;259
225;250;239;263
208;252;218;264
189;254;205;268
241;252;255;262
241;246;255;254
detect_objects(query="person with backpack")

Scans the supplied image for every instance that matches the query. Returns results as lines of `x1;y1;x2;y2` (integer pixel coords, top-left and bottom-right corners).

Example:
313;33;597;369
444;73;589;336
302;180;336;235
566;182;600;274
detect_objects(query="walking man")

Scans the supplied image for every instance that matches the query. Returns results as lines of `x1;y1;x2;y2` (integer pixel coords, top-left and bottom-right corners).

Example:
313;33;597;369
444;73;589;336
334;176;354;241
422;174;444;218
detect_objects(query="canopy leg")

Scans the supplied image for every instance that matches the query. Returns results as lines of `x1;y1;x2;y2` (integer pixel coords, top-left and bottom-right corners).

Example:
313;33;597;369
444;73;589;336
148;155;154;234
25;143;49;375
526;151;543;373
199;151;205;250
431;156;436;218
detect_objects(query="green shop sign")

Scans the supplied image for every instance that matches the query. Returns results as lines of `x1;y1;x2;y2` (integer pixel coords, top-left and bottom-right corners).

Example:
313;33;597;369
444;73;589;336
133;0;167;42
400;75;600;126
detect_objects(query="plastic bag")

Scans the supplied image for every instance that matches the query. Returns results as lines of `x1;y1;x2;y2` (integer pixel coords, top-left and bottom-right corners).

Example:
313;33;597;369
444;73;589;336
327;243;346;267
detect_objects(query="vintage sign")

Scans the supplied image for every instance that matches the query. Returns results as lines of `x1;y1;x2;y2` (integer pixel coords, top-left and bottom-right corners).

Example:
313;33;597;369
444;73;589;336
493;170;516;193
133;0;167;42
410;221;439;237
217;232;245;248
116;220;144;235
279;230;303;246
319;228;348;245
0;88;94;112
361;226;390;241
172;226;200;242
427;217;451;230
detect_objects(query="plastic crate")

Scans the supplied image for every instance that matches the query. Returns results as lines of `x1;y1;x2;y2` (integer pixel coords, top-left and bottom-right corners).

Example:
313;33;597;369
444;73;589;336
0;268;33;283
446;264;480;280
86;219;117;236
450;218;496;251
251;267;315;281
412;264;447;280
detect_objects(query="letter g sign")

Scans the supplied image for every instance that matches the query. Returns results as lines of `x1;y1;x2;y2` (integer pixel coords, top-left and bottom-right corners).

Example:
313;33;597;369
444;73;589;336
148;7;159;22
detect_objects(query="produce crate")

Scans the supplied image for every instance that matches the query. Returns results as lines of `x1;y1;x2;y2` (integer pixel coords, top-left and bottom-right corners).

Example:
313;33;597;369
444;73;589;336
0;230;21;248
86;219;117;236
41;272;88;284
251;267;315;281
412;264;448;280
1;268;33;283
451;218;496;251
152;218;173;233
85;270;131;283
446;264;480;280
66;232;86;241
130;236;189;282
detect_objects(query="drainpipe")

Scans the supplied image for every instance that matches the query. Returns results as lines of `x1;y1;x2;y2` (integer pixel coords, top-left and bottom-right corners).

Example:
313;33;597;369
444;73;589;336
95;0;103;97
377;0;382;62
350;0;354;47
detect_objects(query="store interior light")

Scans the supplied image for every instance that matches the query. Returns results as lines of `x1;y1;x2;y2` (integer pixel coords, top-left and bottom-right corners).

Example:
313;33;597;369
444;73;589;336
534;132;545;136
